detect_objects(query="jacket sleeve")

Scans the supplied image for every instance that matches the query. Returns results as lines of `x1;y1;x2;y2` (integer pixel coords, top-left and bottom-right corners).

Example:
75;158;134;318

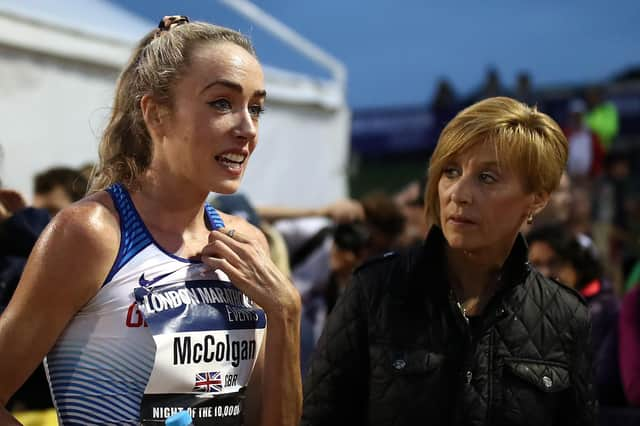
562;303;598;425
301;271;369;425
0;207;50;257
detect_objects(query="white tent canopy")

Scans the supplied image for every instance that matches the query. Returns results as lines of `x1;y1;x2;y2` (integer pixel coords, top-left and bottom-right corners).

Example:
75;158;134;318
0;0;349;207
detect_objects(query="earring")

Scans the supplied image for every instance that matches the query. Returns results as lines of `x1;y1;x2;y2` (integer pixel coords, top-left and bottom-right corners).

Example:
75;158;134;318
526;213;533;225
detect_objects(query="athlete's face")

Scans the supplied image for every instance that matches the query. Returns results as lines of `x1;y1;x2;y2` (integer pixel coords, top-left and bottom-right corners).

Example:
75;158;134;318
151;41;265;195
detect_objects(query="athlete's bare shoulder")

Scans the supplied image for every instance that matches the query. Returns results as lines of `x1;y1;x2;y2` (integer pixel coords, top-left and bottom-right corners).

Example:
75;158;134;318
12;190;122;314
53;190;119;244
34;191;121;278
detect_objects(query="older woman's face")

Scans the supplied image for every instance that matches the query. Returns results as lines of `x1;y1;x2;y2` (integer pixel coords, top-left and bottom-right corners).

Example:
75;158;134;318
438;142;539;253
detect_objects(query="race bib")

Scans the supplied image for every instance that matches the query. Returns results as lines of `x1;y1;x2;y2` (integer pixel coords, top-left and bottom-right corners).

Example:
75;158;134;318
134;266;266;425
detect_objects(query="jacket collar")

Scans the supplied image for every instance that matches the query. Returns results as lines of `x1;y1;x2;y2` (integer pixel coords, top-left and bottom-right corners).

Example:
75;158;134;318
400;226;531;302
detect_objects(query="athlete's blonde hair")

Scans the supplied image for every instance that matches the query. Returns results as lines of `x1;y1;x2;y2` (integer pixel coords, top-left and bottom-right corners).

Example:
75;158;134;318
89;21;255;193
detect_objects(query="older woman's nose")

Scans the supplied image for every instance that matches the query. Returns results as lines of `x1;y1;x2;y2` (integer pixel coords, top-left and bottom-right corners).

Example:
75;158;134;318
450;178;472;205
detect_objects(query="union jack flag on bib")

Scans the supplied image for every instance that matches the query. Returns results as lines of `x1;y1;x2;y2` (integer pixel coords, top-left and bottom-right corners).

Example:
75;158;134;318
194;371;223;393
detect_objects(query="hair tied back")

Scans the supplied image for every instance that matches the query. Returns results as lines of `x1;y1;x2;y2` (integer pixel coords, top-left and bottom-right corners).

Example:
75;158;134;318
156;15;190;37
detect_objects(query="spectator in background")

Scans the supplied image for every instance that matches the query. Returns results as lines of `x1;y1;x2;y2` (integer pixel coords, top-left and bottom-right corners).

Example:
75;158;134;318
0;188;54;423
325;192;406;313
592;150;635;291
626;261;640;293
468;67;508;103
260;199;363;376
521;170;572;234
394;177;430;247
513;71;536;106
33;166;88;216
0;164;87;306
585;86;620;151
619;285;640;406
527;224;625;405
624;192;640;290
78;162;96;182
262;193;405;374
569;183;595;239
564;99;605;180
430;79;459;137
0;165;87;310
0;190;48;311
523;171;604;291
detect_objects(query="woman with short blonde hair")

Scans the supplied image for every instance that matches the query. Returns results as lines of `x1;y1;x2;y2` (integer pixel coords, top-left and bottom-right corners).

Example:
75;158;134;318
426;96;568;227
303;97;595;426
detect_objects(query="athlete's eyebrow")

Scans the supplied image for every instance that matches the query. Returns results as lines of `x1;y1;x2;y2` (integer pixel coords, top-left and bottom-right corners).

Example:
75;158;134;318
200;79;266;98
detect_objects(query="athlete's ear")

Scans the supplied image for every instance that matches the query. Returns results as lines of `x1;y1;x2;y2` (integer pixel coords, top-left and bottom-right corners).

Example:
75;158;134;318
141;95;168;138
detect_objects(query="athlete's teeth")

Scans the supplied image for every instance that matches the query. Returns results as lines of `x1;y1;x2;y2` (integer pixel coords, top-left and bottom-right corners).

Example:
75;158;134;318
221;154;244;163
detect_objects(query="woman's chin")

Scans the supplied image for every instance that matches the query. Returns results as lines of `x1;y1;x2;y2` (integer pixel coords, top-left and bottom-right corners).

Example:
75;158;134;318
444;233;481;251
210;180;242;195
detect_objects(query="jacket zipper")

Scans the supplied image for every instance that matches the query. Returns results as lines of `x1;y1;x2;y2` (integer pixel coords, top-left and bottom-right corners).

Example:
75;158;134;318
450;288;509;424
448;290;474;425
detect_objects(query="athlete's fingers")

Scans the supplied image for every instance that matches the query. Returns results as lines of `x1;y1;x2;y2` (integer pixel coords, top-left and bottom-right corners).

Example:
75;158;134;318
218;227;251;244
201;255;257;298
205;228;298;314
201;238;243;267
209;229;265;260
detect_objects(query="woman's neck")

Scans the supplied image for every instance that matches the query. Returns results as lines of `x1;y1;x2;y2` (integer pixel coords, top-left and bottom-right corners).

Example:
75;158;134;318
130;171;209;234
445;241;513;315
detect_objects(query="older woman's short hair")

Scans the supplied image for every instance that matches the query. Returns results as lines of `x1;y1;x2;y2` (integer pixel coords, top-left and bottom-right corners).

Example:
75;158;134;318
425;96;568;227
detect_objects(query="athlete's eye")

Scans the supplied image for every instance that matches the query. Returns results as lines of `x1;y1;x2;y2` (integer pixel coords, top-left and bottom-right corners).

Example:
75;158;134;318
208;99;232;112
249;105;265;119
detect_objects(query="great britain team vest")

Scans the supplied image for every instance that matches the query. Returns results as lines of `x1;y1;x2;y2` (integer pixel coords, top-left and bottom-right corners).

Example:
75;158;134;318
44;184;266;425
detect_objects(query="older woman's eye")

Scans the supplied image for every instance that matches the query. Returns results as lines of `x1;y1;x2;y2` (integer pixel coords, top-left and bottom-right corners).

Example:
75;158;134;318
443;167;460;178
479;172;497;183
208;99;232;111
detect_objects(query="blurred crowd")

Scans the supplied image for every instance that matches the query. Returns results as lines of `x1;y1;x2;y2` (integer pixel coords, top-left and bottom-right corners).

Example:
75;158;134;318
1;72;639;425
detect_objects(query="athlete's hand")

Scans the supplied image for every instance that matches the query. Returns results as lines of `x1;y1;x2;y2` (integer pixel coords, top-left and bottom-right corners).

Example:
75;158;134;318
201;228;301;318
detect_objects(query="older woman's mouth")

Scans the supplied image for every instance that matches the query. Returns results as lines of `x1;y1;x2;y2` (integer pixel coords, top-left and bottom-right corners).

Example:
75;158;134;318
448;214;476;225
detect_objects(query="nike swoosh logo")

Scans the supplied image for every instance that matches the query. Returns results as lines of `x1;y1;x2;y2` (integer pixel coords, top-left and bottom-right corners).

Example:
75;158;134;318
138;272;173;287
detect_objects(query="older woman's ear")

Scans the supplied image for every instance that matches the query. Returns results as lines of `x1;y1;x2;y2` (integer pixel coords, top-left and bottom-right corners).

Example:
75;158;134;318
530;192;551;216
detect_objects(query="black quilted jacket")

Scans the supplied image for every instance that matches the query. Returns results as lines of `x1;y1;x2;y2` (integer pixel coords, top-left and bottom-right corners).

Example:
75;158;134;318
302;228;596;426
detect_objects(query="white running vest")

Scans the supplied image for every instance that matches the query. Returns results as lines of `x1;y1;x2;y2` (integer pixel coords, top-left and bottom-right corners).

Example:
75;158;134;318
44;184;264;425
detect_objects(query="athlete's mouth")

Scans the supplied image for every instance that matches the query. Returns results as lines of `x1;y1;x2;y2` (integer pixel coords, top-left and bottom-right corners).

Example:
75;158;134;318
215;153;246;170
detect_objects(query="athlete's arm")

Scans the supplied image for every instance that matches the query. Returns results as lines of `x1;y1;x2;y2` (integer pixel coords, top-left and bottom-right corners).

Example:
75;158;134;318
0;195;119;411
243;330;265;425
202;217;302;426
255;293;301;426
